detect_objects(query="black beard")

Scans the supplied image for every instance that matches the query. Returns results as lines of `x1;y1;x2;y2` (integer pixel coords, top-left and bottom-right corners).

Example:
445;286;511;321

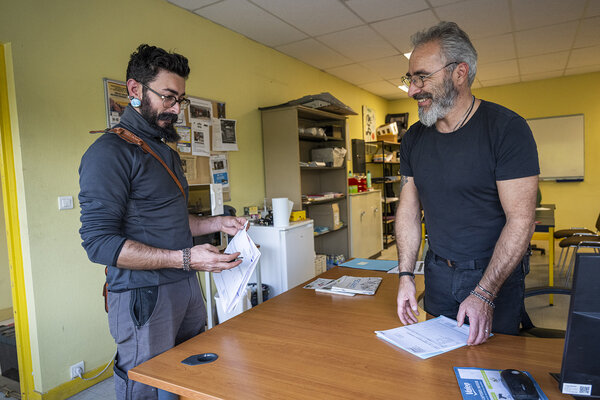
140;96;181;142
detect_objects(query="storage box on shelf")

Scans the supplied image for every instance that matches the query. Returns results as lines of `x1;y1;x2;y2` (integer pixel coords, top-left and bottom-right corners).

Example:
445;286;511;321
260;105;350;259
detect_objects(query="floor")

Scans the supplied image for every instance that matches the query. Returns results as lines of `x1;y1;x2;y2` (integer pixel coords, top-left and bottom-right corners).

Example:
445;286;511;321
3;241;570;400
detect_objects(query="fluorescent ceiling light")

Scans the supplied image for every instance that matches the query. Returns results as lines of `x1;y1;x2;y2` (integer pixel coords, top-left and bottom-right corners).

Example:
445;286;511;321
398;84;409;92
403;52;411;59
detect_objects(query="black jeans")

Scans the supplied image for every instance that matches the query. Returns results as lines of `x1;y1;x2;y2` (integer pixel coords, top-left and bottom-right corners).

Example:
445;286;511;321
423;249;528;335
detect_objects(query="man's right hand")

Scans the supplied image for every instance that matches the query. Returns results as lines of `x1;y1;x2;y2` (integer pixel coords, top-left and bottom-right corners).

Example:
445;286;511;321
396;276;420;325
189;244;242;272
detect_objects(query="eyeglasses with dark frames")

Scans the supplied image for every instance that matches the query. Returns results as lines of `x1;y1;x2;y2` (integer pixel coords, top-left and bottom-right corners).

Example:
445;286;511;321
400;62;459;89
142;83;190;109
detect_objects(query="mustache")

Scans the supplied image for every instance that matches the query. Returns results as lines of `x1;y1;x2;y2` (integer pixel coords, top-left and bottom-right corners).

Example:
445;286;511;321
157;113;179;123
413;93;432;100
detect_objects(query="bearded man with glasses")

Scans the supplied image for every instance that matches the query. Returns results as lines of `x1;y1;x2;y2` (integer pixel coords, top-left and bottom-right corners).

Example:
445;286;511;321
79;44;246;400
395;22;540;346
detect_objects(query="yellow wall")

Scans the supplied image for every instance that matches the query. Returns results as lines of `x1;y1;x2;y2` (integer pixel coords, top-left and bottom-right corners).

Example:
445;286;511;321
389;72;600;232
0;0;386;393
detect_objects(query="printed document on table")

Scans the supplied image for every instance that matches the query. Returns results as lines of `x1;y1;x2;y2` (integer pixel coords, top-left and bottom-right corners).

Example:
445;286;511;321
375;315;470;359
213;222;261;313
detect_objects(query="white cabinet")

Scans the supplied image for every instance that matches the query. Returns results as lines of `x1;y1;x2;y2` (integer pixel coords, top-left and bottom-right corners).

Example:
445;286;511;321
248;220;315;298
349;191;383;258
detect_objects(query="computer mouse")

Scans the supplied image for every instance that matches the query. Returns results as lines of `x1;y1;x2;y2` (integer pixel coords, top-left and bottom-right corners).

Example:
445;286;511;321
500;369;539;400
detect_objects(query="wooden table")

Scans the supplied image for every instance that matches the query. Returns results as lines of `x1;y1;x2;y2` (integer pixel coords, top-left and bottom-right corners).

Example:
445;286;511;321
129;267;569;399
532;204;556;304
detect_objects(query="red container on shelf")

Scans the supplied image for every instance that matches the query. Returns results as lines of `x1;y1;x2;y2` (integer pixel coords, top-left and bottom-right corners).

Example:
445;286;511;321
357;176;367;192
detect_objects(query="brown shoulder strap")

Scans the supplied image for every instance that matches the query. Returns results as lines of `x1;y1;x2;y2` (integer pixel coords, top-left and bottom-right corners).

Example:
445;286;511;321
90;128;186;199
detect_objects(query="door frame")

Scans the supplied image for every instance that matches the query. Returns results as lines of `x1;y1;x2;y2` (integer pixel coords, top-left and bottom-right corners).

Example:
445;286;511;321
1;41;36;399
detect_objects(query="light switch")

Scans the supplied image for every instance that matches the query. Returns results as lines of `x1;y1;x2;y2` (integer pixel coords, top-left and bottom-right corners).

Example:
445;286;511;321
58;196;74;210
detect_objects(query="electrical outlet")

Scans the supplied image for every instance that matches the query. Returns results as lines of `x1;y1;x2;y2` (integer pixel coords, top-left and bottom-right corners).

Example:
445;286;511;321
70;361;84;379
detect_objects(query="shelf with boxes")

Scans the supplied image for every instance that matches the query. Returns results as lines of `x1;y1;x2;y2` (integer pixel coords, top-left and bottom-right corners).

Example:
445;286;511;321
365;139;401;248
260;104;350;260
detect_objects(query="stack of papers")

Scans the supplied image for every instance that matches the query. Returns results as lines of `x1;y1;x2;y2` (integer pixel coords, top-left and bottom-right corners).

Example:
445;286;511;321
213;223;261;313
375;316;471;359
307;275;382;296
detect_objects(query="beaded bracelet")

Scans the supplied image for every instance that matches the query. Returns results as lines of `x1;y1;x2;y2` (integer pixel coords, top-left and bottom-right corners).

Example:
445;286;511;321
182;248;191;272
477;284;497;299
470;290;495;309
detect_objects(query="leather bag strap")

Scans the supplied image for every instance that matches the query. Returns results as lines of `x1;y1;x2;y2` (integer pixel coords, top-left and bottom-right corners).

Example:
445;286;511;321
90;128;186;199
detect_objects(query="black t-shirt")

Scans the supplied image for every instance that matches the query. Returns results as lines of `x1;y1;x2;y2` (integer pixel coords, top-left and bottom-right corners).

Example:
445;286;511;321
400;100;540;261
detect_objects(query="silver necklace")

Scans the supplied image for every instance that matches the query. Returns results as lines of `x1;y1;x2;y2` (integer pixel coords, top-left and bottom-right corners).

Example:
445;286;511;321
453;95;475;132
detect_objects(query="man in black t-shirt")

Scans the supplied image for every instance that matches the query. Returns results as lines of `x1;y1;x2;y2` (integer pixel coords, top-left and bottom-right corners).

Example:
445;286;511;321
395;22;539;345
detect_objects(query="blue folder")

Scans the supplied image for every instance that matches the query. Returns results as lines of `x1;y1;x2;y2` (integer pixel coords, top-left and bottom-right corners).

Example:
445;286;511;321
340;258;397;271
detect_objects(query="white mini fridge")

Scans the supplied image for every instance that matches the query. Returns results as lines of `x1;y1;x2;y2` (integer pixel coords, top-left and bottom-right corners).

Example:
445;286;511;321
248;219;316;298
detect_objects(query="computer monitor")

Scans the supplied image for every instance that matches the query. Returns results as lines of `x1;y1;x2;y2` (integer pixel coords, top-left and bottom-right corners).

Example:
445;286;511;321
554;253;600;398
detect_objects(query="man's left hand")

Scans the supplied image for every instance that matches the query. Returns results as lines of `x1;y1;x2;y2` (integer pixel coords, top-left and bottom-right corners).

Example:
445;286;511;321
218;216;247;236
456;294;494;345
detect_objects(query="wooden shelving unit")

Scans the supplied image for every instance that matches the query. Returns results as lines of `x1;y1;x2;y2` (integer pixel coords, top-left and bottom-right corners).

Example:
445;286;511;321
260;105;351;258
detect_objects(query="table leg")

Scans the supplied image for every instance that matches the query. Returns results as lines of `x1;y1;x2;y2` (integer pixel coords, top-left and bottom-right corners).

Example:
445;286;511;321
256;259;263;304
549;227;554;305
204;271;214;329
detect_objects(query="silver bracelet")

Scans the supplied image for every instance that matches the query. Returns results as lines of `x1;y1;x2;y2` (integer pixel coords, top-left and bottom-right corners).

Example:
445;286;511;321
182;248;191;272
470;290;495;309
477;284;497;299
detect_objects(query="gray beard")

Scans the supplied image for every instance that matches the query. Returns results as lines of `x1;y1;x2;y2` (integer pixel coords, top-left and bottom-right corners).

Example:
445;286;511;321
417;75;459;127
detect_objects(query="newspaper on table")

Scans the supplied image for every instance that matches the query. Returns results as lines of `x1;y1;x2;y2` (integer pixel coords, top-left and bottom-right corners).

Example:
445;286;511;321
331;275;382;295
213;222;261;313
314;278;355;296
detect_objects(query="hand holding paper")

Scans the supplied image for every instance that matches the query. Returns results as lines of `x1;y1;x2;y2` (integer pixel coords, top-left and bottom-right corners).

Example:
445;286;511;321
213;222;261;313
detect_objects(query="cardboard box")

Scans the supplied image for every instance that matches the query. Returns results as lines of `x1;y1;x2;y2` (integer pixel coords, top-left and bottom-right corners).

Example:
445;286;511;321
311;147;346;167
290;210;306;221
315;254;327;275
310;203;341;230
377;133;399;143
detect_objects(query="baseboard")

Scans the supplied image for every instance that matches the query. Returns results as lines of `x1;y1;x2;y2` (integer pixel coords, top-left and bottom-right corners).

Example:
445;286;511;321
37;360;114;400
0;307;13;322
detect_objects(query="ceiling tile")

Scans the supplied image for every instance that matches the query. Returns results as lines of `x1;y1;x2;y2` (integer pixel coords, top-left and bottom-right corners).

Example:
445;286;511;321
275;39;352;69
472;33;516;64
511;0;586;31
167;0;221;11
434;0;511;39
478;76;520;87
476;59;519;80
521;70;564;82
358;81;407;99
251;0;362;36
360;55;409;80
515;21;578;57
567;45;600;68
325;63;381;85
519;51;569;75
345;0;429;23
427;0;461;6
585;0;600;16
565;64;600;76
195;0;307;46
317;25;398;62
371;9;439;53
574;17;600;48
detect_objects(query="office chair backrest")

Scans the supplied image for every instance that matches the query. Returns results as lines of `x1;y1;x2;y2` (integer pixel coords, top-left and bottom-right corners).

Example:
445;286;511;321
596;212;600;232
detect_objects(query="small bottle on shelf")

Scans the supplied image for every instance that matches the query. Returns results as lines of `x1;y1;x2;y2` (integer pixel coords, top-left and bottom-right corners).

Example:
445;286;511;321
366;171;372;189
348;171;358;194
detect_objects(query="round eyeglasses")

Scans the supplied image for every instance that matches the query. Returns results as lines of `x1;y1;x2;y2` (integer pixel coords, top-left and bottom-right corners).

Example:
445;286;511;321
142;83;190;109
400;62;458;89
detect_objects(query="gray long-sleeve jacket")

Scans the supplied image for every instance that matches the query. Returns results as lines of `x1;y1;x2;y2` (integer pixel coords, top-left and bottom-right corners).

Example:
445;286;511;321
79;105;194;291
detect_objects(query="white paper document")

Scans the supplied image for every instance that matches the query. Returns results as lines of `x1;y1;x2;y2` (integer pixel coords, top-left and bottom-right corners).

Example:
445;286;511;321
213;223;261;313
375;315;470;359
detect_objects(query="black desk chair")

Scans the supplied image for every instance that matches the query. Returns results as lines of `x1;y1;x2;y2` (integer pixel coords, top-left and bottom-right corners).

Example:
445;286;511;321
554;212;600;275
520;286;571;338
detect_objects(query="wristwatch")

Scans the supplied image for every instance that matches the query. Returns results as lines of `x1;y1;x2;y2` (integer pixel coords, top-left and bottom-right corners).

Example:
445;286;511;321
182;248;191;271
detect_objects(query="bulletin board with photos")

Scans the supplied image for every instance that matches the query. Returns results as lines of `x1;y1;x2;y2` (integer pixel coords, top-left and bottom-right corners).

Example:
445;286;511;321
103;78;238;201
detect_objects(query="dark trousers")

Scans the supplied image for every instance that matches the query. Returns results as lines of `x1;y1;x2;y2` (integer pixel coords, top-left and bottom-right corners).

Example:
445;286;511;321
423;249;528;335
108;274;206;400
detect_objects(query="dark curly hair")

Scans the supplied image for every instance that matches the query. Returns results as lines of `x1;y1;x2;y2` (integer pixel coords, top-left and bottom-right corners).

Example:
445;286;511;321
126;44;190;85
